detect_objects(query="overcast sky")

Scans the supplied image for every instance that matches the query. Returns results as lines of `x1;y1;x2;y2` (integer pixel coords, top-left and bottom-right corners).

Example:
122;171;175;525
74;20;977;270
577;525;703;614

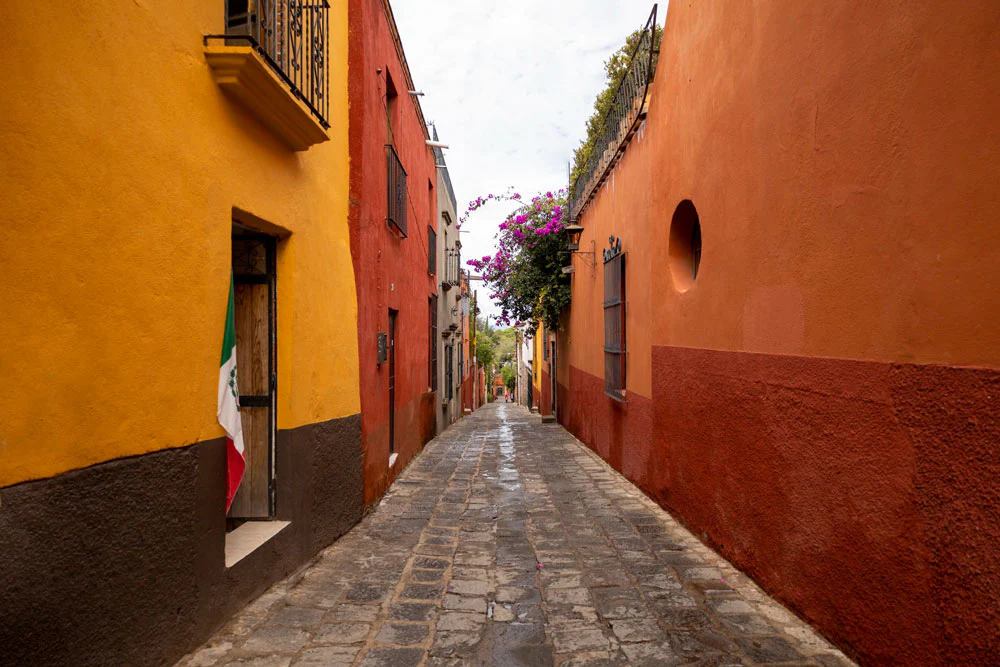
391;0;665;323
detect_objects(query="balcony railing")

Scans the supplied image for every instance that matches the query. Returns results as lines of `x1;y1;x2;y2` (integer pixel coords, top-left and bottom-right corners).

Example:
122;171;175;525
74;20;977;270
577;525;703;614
217;0;330;127
386;144;408;237
569;4;659;221
443;248;460;289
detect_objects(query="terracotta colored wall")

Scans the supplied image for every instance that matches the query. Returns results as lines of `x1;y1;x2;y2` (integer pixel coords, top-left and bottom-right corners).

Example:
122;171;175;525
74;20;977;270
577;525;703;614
348;0;437;504
0;0;358;488
560;1;1000;663
646;0;1000;365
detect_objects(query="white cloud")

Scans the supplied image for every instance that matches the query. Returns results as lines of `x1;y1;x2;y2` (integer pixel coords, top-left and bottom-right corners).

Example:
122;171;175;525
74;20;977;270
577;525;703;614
391;0;664;321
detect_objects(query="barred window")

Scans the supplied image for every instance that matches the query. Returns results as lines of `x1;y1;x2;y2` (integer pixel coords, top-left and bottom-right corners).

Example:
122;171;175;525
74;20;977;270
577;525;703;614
445;344;454;401
603;236;626;401
428;227;437;275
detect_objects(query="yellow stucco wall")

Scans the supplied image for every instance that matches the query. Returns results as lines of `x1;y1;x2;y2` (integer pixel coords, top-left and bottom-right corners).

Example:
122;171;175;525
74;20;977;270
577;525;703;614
0;1;359;487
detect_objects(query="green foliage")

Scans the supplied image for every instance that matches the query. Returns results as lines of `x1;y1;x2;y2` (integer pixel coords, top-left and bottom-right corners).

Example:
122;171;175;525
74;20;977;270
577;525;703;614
501;365;516;392
571;25;662;187
475;333;495;371
467;191;571;334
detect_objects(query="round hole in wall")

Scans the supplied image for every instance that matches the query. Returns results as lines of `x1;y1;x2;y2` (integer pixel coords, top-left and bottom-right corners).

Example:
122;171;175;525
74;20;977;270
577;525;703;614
668;200;702;292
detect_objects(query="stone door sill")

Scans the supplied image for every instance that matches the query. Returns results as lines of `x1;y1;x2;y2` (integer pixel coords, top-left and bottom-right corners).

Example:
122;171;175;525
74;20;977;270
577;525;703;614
225;520;291;568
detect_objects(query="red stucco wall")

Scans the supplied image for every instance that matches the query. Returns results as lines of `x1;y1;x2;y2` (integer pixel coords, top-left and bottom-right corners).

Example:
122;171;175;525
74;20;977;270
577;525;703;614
558;0;1000;663
649;347;1000;665
348;0;437;504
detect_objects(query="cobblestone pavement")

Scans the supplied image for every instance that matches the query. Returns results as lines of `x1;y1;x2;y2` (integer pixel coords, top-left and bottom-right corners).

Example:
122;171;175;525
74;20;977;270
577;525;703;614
179;404;855;667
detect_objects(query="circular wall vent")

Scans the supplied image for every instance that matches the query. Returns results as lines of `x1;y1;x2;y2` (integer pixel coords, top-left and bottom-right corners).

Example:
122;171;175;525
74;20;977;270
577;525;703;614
669;200;702;292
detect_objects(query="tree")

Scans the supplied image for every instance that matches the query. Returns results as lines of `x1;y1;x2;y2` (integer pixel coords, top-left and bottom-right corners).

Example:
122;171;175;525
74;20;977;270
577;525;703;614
464;190;571;333
501;365;516;393
475;333;495;372
571;25;662;187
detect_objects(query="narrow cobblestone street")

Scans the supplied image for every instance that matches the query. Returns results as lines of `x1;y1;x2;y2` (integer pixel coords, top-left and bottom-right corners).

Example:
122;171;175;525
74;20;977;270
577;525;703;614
180;405;855;667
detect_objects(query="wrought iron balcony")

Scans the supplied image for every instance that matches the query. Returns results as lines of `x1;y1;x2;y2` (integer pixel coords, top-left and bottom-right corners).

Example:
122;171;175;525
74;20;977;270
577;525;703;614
386;144;408;237
214;0;330;127
442;248;461;290
569;5;659;221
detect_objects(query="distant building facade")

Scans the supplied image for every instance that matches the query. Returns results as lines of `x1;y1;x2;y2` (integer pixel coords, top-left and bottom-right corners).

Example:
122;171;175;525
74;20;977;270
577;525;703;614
432;128;463;432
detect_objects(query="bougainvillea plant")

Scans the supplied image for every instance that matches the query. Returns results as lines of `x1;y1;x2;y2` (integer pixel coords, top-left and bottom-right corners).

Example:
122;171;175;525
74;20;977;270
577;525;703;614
462;188;571;334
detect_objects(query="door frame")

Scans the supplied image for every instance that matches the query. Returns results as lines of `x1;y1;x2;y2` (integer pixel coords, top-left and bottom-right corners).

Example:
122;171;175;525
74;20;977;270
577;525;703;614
388;309;398;456
231;228;278;518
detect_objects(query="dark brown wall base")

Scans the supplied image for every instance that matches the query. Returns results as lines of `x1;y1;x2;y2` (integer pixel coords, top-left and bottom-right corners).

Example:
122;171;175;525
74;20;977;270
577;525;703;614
560;350;1000;666
0;413;362;667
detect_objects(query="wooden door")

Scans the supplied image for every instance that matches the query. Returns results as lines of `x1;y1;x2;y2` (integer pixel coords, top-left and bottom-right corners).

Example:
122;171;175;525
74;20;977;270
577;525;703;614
229;232;276;518
388;310;397;454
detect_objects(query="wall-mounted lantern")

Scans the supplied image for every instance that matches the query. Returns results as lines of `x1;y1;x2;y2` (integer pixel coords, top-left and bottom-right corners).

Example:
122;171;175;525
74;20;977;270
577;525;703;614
565;224;584;251
562;223;595;277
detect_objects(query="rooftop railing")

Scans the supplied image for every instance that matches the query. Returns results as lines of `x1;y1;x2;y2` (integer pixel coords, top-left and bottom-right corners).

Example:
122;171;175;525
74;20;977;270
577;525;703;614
211;0;330;127
569;4;658;221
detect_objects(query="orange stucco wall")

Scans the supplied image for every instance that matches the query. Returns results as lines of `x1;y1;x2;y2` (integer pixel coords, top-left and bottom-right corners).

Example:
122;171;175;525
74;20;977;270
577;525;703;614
647;0;1000;365
0;1;358;487
569;1;1000;377
560;1;1000;664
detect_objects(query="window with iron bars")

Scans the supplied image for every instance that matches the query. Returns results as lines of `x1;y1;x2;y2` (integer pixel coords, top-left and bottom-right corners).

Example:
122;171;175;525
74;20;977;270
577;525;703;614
603;236;626;401
445;344;454;401
429;295;438;391
428;227;437;275
222;0;331;126
386;145;407;236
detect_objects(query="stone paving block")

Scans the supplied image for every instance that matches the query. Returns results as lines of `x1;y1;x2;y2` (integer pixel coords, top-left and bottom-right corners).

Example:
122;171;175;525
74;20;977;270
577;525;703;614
436;611;486;631
442;593;487;612
550;622;614;653
621;641;686;666
446;579;489;596
409;568;444;583
266;607;325;629
610;617;666;643
597;599;651;620
312;622;371;645
241;627;310;654
400;582;445;601
374;622;430;646
734;636;806;663
344;583;393;604
492;644;555;666
718;613;778;635
291;646;360;666
430;631;482;657
324;605;380;623
555;653;624;667
496;621;546;645
708;599;754;615
356;647;425;667
545;587;592;606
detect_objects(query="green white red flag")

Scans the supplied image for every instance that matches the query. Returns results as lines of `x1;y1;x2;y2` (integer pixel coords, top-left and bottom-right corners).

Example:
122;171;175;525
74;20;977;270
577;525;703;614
218;273;245;512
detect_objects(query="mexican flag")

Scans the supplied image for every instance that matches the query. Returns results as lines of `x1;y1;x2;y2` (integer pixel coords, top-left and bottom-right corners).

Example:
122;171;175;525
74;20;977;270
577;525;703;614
218;273;245;512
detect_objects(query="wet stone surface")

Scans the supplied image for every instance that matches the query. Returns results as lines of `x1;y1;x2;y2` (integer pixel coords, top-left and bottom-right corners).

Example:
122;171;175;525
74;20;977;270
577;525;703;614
178;404;855;666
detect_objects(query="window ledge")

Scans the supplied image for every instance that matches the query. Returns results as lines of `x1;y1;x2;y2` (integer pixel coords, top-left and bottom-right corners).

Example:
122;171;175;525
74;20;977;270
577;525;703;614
205;45;329;151
225;520;291;568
